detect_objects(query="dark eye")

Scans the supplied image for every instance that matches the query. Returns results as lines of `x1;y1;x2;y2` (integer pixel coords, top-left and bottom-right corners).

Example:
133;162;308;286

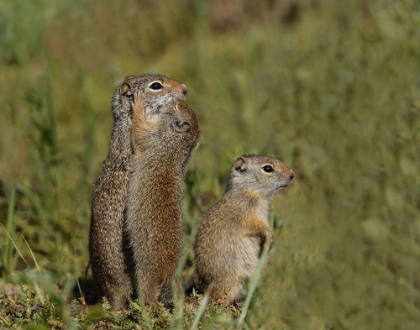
125;90;133;98
150;82;163;90
262;165;274;173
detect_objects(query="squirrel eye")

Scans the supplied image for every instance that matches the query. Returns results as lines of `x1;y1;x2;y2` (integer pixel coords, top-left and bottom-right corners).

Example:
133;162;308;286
262;165;274;173
125;90;133;98
150;82;163;90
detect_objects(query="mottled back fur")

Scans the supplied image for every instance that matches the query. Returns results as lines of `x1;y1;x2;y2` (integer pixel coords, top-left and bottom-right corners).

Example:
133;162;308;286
125;98;199;307
89;75;187;309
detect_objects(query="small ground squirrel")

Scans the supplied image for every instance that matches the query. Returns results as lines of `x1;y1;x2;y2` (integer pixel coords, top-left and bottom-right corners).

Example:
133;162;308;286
125;97;200;307
192;154;294;305
89;75;188;309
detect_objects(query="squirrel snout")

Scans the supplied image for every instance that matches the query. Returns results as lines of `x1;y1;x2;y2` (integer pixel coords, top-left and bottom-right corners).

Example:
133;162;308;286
182;84;188;96
173;120;190;132
289;172;295;180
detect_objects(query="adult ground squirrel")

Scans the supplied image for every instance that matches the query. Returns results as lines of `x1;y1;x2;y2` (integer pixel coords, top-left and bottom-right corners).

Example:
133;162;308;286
125;97;199;307
89;75;188;309
192;154;294;305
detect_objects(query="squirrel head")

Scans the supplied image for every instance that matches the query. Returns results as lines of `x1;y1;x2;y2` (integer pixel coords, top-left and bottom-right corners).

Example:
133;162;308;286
166;99;200;151
111;74;187;122
228;155;295;198
132;97;200;155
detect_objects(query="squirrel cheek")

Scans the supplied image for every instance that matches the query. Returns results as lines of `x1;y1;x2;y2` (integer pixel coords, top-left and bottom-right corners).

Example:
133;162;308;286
144;104;159;119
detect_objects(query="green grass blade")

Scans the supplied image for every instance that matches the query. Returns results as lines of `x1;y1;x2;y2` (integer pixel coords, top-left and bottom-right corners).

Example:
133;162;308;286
189;292;209;330
171;294;185;330
2;188;16;281
0;222;29;275
236;245;271;328
22;235;41;273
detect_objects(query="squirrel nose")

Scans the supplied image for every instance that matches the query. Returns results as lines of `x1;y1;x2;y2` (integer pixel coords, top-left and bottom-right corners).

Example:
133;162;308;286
289;172;295;180
182;84;188;96
173;120;190;132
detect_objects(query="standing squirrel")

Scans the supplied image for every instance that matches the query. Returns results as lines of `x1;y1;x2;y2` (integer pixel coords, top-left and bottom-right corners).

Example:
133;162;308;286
89;75;188;309
125;96;200;307
192;155;294;305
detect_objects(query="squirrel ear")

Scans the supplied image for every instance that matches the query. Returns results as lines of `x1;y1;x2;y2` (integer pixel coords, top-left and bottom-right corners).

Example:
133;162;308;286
120;83;131;96
234;157;246;173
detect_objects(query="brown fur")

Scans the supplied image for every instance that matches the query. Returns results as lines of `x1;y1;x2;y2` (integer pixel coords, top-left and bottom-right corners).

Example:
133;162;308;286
125;98;200;307
191;155;294;305
89;75;187;309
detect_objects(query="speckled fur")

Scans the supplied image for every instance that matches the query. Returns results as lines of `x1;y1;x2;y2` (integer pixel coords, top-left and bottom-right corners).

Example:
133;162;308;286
125;98;199;307
192;155;294;305
89;75;187;309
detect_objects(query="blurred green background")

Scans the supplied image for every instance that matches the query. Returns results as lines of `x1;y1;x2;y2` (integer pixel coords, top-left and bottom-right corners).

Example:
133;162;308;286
0;0;419;328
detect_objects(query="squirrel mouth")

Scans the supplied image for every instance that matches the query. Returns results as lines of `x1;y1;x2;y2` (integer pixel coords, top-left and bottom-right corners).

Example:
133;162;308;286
277;184;290;191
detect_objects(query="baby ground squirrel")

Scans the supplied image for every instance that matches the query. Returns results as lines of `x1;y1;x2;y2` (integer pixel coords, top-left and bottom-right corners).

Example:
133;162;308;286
89;75;188;309
125;96;200;307
192;154;294;305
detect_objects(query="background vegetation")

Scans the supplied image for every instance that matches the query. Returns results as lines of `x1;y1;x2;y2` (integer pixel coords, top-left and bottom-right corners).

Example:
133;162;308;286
0;0;419;328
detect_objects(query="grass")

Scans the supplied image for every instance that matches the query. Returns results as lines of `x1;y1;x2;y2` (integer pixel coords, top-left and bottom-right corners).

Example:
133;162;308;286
1;0;420;328
1;188;16;282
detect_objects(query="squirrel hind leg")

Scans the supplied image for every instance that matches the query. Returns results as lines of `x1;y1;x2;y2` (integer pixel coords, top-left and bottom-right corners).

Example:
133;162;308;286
229;281;246;305
158;282;175;309
110;283;132;310
136;275;160;306
210;281;245;306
